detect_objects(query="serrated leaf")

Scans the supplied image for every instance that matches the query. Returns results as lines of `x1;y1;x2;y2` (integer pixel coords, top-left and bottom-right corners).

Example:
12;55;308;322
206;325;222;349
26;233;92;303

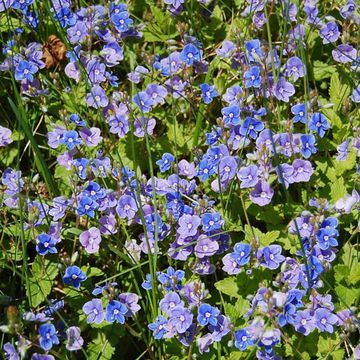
214;277;240;298
334;284;358;307
317;333;345;360
313;60;336;81
330;177;347;202
27;257;59;308
329;72;351;112
224;297;249;323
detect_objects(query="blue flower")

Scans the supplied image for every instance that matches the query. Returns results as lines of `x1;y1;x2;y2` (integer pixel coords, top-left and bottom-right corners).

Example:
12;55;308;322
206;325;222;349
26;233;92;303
316;228;339;250
245;39;262;62
234;328;254;350
180;43;202;66
197;303;220;326
156;153;175;172
36;234;58;256
61;130;82;150
157;266;185;291
291;103;307;124
240;117;264;139
15;60;38;81
221;105;241;126
39;323;59;351
202;212;222;232
76;196;98;218
148;315;168;339
106;300;127;324
141;273;152;290
111;11;133;32
55;7;76;28
244;66;261;88
231;242;251;266
133;91;154;113
309;112;330;137
300;134;317;158
200;83;218;104
63;266;87;289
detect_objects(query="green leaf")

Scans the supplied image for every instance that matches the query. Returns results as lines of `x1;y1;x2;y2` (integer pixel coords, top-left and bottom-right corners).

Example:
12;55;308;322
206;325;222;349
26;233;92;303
88;333;115;360
224;297;249;323
27;257;59;308
215;277;240;298
334;284;358;308
313;60;336;81
330;177;347;203
329;72;351;112
317;333;345;360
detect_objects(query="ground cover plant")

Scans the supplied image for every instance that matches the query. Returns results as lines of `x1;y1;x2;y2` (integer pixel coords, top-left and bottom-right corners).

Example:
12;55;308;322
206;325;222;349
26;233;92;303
0;0;359;359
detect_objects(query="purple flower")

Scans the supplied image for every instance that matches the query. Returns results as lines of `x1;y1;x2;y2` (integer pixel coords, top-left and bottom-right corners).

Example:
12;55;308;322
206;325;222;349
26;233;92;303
222;253;242;274
3;343;19;360
106;300;127;324
332;44;357;63
168;306;193;333
39;324;59;351
293;309;315;335
86;85;109;108
274;77;295;102
315;308;338;333
65;326;83;351
194;235;219;258
87;59;106;84
118;293;141;317
79;127;102;147
63;266;87;289
159;292;184;315
177;214;201;238
237;165;259;188
134;117;156;137
216;40;235;58
285;56;305;81
320;22;340;44
178;159;196;178
350;84;360;103
197;303;220;326
257;245;285;269
250;181;274;206
219;156;237;182
116;194;137;219
83;299;105;324
0;126;13;147
145;84;168;105
36;234;58;256
67;21;87;43
337;139;350;161
31;354;54;360
291;159;313;182
180;43;202;66
79;227;102;254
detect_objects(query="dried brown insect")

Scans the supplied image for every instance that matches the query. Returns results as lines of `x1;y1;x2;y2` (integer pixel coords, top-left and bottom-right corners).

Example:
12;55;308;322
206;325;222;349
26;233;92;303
42;35;67;69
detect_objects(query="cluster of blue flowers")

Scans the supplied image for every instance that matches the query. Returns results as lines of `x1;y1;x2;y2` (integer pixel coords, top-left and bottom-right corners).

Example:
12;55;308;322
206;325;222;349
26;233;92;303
0;0;359;359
